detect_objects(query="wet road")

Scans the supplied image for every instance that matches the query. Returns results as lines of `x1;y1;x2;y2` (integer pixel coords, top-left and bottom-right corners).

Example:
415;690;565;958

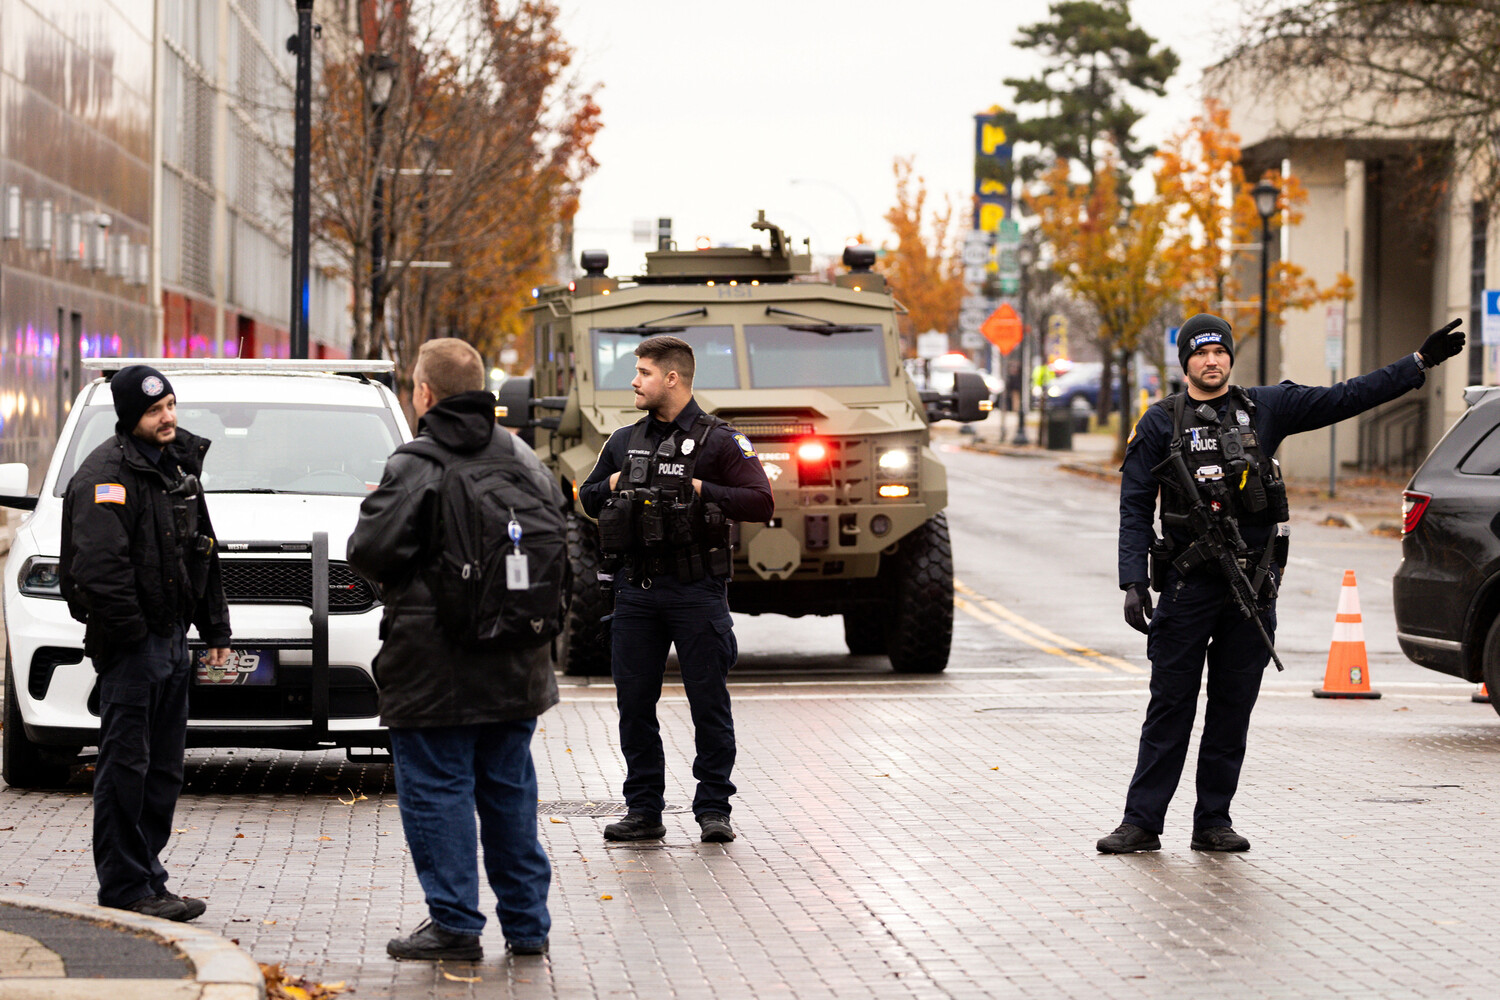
2;441;1496;998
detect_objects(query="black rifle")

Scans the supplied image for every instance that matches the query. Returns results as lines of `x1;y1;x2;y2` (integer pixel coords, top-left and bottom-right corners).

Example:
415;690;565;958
1153;447;1285;671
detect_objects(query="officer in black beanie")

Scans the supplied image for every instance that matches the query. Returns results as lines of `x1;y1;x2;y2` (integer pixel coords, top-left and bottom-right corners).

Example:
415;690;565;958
59;363;231;920
1098;312;1465;855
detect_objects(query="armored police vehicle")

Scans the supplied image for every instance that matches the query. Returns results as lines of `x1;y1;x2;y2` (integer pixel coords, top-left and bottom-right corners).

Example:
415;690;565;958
499;213;989;675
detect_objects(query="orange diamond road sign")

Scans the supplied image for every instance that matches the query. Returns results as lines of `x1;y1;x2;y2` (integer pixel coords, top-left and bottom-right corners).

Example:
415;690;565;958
981;303;1023;354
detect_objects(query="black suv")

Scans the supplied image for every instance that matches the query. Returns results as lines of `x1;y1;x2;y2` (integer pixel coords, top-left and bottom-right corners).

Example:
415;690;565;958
1393;385;1500;713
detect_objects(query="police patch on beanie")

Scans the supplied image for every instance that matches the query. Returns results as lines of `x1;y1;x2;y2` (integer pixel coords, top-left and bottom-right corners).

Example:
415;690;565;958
111;364;176;431
1177;314;1235;368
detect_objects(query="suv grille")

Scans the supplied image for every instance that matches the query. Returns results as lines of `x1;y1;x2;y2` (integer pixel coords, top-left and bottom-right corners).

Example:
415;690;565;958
220;560;378;613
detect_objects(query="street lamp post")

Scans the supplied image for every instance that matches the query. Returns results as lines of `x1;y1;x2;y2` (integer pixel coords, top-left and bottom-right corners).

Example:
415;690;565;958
1013;242;1036;446
289;0;315;359
1252;180;1280;386
366;54;397;359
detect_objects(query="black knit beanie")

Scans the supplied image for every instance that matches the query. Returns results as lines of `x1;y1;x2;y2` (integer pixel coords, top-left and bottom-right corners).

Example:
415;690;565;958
112;365;175;432
1177;314;1235;369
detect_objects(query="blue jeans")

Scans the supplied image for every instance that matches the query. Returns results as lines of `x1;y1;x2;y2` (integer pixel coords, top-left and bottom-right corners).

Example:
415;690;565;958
611;573;738;818
388;721;550;945
93;627;191;908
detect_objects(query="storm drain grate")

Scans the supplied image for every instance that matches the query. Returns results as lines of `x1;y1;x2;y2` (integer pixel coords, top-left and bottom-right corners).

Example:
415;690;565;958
537;800;689;817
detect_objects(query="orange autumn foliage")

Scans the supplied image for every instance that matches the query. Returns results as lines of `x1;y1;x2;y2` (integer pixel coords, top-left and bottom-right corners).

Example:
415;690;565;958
877;157;967;349
1155;99;1352;335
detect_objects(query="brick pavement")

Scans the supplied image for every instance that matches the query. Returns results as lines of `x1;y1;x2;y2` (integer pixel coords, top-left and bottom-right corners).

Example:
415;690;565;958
1;647;1497;999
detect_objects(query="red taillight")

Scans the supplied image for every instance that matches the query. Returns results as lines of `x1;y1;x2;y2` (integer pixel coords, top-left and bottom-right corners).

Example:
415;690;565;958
796;438;831;485
796;441;827;462
1401;490;1431;535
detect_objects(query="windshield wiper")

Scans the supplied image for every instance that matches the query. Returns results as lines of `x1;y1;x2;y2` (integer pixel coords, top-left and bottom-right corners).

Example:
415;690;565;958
765;306;871;334
596;307;707;335
784;324;872;335
206;488;291;494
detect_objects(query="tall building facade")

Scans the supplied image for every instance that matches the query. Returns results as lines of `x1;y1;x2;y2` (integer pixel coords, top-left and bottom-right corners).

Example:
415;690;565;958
0;0;353;477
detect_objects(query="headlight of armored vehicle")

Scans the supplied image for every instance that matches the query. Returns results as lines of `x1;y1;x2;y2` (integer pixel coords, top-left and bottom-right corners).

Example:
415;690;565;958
877;449;911;472
19;556;63;598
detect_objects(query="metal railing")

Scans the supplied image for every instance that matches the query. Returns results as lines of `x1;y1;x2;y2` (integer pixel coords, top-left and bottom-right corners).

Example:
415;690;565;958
1357;397;1428;475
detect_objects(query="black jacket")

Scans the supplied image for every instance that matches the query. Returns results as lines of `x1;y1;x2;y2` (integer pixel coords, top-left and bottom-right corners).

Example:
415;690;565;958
1118;354;1426;588
577;397;775;522
60;428;231;660
347;391;563;728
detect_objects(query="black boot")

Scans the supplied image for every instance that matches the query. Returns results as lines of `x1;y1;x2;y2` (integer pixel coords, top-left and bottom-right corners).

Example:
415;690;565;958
1096;823;1161;854
386;919;483;961
1191;826;1250;852
157;891;207;921
698;813;735;843
603;812;666;841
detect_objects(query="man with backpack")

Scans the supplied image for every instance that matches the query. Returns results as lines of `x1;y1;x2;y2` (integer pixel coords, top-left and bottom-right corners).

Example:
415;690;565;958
348;338;566;961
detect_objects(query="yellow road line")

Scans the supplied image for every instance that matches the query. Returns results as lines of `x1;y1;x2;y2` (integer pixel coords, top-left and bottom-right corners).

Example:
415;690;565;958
954;580;1146;675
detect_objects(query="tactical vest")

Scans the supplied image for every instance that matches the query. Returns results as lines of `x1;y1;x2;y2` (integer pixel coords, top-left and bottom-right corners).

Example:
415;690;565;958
597;413;734;582
1159;387;1288;529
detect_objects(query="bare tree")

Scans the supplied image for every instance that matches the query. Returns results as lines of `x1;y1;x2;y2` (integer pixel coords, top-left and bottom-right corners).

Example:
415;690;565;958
1234;1;1500;194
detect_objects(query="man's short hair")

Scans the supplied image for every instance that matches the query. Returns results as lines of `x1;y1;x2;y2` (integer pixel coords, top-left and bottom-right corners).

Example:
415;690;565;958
635;335;695;386
415;338;486;400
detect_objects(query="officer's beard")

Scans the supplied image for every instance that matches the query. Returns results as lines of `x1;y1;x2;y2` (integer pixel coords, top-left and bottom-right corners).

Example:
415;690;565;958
1185;367;1229;397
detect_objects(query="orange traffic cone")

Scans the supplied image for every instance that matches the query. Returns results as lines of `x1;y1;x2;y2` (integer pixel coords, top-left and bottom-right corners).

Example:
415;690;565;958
1313;570;1381;699
1473;683;1491;704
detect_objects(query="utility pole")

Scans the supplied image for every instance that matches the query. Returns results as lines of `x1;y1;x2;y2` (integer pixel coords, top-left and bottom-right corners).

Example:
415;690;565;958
288;0;315;359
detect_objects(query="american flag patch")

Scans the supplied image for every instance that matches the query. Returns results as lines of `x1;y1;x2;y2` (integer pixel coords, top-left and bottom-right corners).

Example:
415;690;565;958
94;483;126;504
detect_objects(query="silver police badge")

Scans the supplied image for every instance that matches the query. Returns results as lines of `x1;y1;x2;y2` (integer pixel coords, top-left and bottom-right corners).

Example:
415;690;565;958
1237;410;1250;426
680;437;695;456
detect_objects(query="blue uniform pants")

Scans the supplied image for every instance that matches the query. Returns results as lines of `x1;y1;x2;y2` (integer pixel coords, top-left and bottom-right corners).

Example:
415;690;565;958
1123;572;1276;834
611;574;738;818
388;721;551;945
92;627;191;908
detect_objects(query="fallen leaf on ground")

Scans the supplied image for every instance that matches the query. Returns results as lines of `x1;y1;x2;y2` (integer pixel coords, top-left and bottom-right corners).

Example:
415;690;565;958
441;970;482;983
235;833;245;838
337;790;367;805
600;894;613;900
317;836;333;841
260;962;348;999
549;817;567;823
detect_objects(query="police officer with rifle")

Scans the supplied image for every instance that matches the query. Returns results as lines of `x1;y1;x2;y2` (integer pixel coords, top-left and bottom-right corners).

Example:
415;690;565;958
1098;313;1465;855
578;336;773;844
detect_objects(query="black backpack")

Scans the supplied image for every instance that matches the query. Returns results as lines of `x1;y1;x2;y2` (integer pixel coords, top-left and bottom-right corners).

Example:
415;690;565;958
397;431;566;649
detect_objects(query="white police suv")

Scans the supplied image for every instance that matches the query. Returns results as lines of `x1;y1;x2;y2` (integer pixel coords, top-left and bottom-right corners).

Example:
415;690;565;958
0;359;410;787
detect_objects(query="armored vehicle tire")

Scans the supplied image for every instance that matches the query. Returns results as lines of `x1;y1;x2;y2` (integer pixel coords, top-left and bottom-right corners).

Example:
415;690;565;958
3;649;74;789
1480;616;1500;719
885;512;954;674
560;513;614;677
843;608;888;655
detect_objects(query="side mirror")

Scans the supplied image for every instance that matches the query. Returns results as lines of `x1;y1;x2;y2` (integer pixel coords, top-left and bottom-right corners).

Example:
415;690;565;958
495;377;536;447
0;462;37;510
950;371;989;423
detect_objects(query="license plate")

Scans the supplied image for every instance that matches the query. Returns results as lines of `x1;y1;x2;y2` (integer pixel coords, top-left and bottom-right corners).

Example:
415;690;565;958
194;647;276;686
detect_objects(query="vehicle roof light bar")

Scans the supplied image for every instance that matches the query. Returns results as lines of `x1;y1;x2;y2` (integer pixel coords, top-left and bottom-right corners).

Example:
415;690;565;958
84;358;396;375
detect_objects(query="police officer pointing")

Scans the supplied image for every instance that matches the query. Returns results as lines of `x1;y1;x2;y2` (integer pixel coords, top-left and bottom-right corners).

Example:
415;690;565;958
1098;313;1465;855
578;336;773;844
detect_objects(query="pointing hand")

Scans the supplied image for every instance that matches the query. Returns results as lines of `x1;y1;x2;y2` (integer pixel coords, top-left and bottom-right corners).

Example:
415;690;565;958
1419;319;1465;367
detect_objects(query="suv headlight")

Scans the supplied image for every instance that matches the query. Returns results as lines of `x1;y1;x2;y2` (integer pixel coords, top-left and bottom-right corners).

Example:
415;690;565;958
18;556;63;598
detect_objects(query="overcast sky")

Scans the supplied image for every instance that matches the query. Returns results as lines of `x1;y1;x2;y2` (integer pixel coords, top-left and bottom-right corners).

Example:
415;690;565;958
555;1;1247;276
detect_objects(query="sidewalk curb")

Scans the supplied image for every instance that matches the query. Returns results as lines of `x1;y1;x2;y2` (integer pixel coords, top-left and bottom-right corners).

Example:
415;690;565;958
0;893;264;1000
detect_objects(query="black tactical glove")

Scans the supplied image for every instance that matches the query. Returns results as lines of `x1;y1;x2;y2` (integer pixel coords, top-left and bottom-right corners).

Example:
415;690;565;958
1419;319;1465;367
1123;582;1153;635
